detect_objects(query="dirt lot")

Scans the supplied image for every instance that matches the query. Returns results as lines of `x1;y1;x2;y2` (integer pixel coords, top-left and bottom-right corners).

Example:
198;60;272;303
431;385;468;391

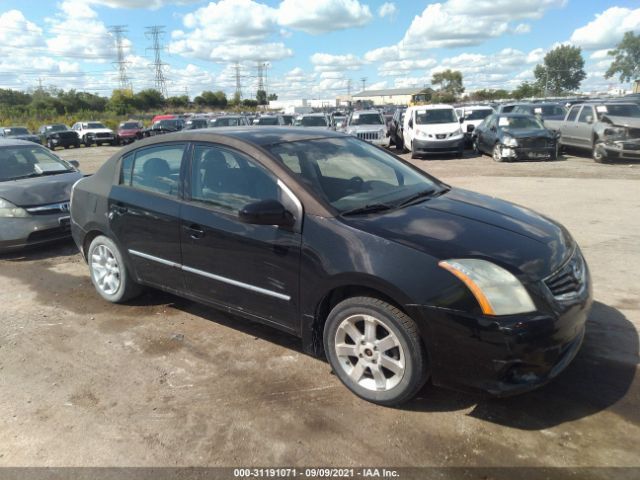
0;144;638;469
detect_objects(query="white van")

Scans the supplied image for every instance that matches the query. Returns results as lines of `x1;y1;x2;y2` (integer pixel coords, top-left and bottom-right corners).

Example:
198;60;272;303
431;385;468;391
403;105;464;158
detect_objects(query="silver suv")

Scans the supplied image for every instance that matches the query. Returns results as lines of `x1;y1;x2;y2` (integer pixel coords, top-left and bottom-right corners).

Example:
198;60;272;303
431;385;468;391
344;110;389;147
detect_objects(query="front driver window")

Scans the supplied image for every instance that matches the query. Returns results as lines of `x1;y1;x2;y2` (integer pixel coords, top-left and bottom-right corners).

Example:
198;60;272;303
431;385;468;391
190;144;281;213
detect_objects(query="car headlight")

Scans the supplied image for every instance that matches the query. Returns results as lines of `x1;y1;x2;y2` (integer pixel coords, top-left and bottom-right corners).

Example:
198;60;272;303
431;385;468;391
502;135;518;147
378;129;385;138
603;127;626;140
347;129;357;135
0;198;29;218
439;259;536;316
416;130;429;139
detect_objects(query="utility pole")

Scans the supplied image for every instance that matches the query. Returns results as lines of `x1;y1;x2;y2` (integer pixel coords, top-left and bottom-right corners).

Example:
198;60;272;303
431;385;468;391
110;25;130;91
234;62;242;101
361;77;367;92
347;79;352;96
145;26;168;97
257;62;264;93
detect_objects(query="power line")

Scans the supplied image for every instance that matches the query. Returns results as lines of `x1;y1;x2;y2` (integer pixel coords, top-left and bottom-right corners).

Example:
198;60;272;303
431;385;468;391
145;26;168;97
110;25;131;91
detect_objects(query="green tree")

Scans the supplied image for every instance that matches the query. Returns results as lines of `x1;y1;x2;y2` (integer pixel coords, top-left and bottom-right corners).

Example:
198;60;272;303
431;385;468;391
256;89;267;106
512;81;542;99
430;69;464;97
166;95;190;109
108;88;136;115
242;99;258;108
133;89;164;111
533;45;586;95
267;93;278;101
605;31;640;84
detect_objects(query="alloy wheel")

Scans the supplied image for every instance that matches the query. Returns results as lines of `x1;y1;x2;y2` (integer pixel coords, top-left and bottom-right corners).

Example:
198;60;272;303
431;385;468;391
334;314;406;392
90;244;121;295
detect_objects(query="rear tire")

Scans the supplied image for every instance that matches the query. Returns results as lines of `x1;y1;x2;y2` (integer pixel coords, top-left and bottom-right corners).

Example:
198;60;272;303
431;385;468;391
87;235;141;303
324;296;429;406
395;137;404;152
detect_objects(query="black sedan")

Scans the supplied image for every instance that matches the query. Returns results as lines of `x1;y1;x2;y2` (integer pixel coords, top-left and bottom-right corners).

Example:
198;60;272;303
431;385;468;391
70;128;591;405
0;139;82;252
473;113;560;161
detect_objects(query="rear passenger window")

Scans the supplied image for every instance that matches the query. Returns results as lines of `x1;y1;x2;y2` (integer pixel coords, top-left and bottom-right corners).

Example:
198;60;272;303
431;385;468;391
190;144;280;213
130;144;185;197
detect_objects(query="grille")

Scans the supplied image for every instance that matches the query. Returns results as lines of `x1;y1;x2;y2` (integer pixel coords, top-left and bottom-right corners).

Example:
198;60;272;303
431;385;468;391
26;202;70;215
58;131;78;140
357;132;378;141
519;137;548;149
95;132;112;138
544;250;586;300
436;134;446;139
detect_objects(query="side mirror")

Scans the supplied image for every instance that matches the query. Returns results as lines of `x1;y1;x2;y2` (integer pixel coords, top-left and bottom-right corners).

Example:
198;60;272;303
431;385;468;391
68;160;80;168
459;117;464;124
585;115;593;124
408;119;413;129
466;124;475;133
239;199;294;227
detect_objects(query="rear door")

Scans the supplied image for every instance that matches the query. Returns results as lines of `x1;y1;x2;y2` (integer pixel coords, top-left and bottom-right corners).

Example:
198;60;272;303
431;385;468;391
179;143;302;331
108;142;187;292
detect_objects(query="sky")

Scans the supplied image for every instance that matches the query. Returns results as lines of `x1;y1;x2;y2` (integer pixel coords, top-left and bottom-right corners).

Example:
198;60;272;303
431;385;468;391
0;0;638;100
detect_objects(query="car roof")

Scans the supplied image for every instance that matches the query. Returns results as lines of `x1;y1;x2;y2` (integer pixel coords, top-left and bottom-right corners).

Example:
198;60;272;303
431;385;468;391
119;127;345;149
0;138;42;147
410;104;455;110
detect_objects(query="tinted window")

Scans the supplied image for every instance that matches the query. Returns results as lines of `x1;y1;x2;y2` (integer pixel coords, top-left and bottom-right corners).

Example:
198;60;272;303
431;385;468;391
350;113;383;125
578;106;594;123
566;106;580;122
603;104;640;118
120;153;134;185
190;144;280;213
465;109;493;120
301;116;328;127
87;123;106;129
130;144;185;196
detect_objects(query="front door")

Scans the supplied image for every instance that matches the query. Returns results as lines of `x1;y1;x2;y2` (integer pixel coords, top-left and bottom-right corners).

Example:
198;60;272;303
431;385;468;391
108;142;187;292
575;106;595;148
180;143;302;331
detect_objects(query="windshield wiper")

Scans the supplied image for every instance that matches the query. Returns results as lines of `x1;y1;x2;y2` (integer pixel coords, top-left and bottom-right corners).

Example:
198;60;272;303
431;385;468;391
341;203;394;216
395;189;438;207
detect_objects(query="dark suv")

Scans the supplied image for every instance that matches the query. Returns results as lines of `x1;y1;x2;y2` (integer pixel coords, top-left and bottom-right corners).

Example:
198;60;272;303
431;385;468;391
38;124;80;150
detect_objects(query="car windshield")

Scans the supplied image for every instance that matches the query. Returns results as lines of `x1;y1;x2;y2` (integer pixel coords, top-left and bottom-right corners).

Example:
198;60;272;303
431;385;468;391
257;117;279;125
212;117;244;127
87;122;106;129
465;109;493;120
120;122;139;129
416;109;457;124
156;120;180;128
350;113;383;125
602;104;640;118
0;145;73;182
300;116;328;127
46;125;68;132
499;116;544;130
267;137;442;213
534;105;566;117
4;127;30;136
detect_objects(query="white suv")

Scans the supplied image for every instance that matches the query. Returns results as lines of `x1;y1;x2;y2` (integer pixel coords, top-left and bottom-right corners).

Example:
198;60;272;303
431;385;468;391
71;121;116;146
403;105;464;158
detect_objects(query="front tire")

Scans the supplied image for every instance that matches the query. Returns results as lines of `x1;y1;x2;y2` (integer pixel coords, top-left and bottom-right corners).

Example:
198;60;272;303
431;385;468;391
492;143;504;162
409;140;417;159
88;235;141;303
324;296;429;406
47;140;54;150
592;141;606;163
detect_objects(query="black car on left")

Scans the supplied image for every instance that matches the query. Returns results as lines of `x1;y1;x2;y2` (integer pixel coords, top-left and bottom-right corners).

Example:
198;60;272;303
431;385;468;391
38;124;81;150
472;113;560;161
1;126;41;144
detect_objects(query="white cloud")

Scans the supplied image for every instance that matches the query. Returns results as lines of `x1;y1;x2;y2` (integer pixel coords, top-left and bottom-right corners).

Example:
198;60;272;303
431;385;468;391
590;49;610;60
378;59;437;76
87;0;201;8
310;53;363;72
378;3;396;19
514;23;531;34
0;10;44;50
570;7;640;50
278;0;373;34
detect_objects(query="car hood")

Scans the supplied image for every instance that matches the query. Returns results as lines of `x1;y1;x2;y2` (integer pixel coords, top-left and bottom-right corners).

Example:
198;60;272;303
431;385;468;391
349;125;385;131
345;188;573;281
0;171;83;206
600;115;640;129
415;122;460;134
9;134;39;141
118;128;140;134
502;128;553;139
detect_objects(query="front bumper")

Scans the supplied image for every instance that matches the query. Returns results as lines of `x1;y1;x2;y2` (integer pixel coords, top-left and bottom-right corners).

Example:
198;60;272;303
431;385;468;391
50;136;80;147
0;214;72;253
413;137;464;154
413;264;592;396
598;140;640;160
497;144;556;161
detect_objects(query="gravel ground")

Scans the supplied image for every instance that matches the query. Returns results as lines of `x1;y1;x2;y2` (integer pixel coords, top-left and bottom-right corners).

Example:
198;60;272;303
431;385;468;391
0;143;637;470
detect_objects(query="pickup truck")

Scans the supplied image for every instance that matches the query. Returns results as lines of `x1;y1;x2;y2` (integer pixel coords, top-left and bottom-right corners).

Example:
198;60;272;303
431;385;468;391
544;101;640;162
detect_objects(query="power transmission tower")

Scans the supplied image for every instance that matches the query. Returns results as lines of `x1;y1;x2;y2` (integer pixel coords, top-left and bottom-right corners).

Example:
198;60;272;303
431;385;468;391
347;79;352;96
110;25;131;91
257;62;264;92
234;62;242;100
361;77;367;92
145;26;168;97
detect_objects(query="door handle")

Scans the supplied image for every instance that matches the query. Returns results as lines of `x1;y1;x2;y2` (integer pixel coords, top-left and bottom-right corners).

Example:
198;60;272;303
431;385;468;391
184;224;205;239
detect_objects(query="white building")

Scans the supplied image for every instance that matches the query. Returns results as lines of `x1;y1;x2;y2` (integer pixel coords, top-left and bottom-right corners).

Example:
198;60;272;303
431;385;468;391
351;88;423;106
